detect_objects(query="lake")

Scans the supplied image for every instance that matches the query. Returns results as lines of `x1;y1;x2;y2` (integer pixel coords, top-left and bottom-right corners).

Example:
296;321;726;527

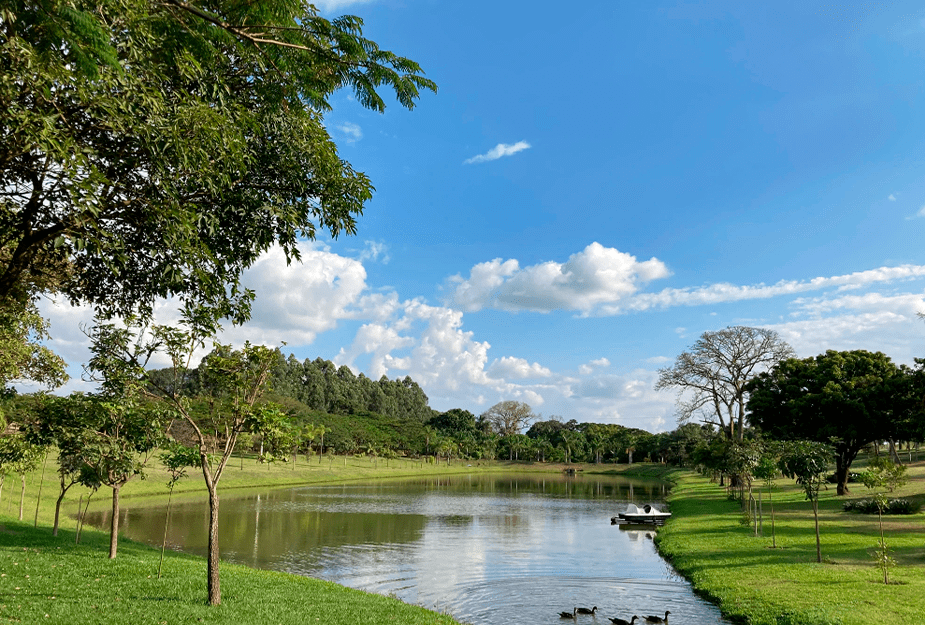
86;472;731;625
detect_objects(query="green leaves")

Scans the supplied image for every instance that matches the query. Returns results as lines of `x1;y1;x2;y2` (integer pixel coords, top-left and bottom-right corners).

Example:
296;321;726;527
777;440;832;501
0;0;435;329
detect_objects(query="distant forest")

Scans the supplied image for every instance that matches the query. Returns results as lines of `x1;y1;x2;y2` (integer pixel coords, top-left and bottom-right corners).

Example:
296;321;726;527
148;351;690;465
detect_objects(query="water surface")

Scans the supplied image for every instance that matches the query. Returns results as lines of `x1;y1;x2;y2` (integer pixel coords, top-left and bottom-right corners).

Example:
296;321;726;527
88;473;730;625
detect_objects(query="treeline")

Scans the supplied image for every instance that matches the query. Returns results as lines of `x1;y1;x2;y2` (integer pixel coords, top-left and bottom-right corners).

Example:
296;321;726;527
147;351;678;463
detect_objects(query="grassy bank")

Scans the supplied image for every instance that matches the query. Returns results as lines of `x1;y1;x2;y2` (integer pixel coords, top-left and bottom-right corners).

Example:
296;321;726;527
655;462;925;625
1;454;616;624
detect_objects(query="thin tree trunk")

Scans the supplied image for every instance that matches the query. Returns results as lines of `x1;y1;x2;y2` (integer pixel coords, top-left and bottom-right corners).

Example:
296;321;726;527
768;480;776;548
75;494;83;540
158;486;175;579
207;486;221;605
878;506;888;584
53;474;71;536
77;490;95;544
109;484;121;559
812;498;821;563
19;473;25;520
34;453;48;527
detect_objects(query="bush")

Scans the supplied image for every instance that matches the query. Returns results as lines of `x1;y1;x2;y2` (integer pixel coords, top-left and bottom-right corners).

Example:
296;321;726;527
842;498;921;514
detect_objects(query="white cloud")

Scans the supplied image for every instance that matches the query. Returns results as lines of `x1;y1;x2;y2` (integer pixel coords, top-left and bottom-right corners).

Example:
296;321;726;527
888;194;897;201
236;243;368;344
645;356;671;364
358;240;390;264
487;356;553;380
578;357;610;374
336;121;363;143
610;264;925;314
464;141;531;164
313;0;376;13
445;243;670;313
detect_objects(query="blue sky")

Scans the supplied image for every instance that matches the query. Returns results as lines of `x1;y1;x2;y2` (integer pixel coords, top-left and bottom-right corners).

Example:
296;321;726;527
41;0;925;432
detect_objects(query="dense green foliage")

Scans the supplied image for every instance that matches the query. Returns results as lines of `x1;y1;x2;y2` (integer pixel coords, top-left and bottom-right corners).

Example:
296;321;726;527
0;0;435;327
747;350;918;495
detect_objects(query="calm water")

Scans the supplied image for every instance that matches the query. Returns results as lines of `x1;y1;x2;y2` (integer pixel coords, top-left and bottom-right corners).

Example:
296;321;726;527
87;473;730;625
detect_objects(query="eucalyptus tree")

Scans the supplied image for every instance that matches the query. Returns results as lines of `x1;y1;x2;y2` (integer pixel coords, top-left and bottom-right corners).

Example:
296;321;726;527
0;0;436;331
656;326;794;441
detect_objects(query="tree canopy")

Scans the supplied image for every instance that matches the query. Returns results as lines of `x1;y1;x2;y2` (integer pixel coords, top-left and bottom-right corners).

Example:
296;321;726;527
0;0;436;328
747;349;911;496
655;326;795;440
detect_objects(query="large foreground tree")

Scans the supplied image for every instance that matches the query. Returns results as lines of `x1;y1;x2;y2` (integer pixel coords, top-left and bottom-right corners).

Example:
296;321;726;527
0;0;436;327
655;326;795;441
747;349;909;496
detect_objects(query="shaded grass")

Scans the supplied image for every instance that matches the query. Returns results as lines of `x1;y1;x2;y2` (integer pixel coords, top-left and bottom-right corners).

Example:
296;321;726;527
655;463;925;625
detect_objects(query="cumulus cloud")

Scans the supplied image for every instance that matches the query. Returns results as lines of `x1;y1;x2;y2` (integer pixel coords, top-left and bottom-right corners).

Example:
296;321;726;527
238;243;368;344
445;243;670;313
888;194;896;201
464;141;531;164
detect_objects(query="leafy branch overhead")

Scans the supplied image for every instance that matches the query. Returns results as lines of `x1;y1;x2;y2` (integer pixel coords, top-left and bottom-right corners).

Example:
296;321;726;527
0;0;436;328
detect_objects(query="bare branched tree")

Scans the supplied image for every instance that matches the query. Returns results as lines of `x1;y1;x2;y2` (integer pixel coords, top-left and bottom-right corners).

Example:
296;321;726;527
655;326;794;441
481;401;537;437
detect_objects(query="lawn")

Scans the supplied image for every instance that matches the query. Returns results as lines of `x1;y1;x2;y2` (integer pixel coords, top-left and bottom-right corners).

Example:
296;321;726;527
654;460;925;625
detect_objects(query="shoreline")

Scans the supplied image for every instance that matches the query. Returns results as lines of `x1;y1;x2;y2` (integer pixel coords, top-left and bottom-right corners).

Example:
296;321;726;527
3;457;656;625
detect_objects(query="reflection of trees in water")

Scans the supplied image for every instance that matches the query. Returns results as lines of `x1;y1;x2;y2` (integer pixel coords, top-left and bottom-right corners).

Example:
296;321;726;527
405;473;667;502
84;473;670;570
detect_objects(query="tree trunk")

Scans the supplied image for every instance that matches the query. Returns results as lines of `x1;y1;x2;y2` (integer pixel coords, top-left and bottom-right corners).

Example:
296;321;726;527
19;474;25;520
812;498;821;563
888;439;902;465
207;486;221;605
34;453;48;527
835;457;851;496
53;476;69;536
109;484;121;559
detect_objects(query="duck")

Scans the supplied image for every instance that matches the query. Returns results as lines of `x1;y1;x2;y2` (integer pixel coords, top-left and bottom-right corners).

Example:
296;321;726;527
609;617;638;625
560;608;577;619
577;606;598;615
644;611;671;624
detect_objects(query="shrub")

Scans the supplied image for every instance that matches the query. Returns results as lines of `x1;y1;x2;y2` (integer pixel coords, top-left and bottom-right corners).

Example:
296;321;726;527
842;498;921;514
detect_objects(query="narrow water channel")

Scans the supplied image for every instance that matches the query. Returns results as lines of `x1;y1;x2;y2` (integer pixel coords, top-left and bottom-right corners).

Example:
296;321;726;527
86;473;731;625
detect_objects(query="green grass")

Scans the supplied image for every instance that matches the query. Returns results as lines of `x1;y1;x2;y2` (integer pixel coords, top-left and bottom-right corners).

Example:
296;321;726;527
655;462;925;625
0;518;461;624
1;454;624;624
19;454;922;625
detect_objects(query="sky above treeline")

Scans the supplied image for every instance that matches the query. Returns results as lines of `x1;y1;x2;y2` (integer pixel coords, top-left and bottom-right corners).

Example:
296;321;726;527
39;0;925;433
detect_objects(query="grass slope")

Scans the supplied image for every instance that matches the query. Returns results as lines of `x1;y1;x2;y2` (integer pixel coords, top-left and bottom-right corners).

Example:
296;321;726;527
0;455;613;625
655;462;925;625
